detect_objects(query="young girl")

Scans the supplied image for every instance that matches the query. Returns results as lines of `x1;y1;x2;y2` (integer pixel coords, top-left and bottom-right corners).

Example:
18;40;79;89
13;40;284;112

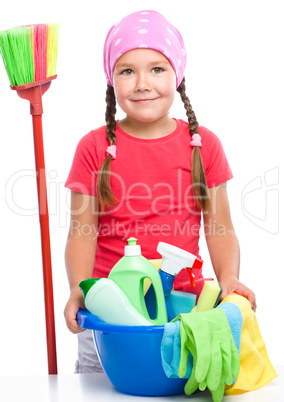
64;9;256;373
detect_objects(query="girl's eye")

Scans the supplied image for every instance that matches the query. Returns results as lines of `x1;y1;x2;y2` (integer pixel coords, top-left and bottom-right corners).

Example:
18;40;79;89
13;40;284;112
152;67;163;73
122;69;133;75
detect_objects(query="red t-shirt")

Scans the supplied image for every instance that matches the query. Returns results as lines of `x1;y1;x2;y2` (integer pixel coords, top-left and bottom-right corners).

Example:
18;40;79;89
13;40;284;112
65;119;233;287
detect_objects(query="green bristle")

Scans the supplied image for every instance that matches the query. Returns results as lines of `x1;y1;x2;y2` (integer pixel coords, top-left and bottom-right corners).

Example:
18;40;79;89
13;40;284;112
0;31;15;85
0;26;35;86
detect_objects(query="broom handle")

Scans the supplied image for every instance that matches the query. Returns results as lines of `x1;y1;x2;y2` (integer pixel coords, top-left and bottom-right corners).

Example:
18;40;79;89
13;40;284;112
32;113;58;375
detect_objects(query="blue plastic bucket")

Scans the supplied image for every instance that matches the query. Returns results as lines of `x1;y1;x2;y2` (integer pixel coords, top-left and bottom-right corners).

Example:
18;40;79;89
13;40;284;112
77;309;186;396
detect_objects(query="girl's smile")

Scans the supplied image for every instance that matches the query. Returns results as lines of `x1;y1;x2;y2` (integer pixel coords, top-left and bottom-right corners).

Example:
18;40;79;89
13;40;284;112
112;48;177;136
131;97;159;104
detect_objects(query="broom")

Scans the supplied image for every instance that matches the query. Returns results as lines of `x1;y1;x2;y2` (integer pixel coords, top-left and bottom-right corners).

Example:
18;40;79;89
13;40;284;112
0;23;60;375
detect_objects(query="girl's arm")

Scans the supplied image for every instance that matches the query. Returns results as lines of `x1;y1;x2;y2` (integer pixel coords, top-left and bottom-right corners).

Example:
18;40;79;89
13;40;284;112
203;183;256;311
64;191;99;333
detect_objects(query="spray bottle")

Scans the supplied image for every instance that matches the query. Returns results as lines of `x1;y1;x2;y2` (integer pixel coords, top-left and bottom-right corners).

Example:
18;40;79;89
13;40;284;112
145;242;203;321
108;237;168;325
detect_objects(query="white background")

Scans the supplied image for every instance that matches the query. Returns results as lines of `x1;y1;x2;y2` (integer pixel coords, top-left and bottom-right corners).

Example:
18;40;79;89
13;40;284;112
0;0;283;376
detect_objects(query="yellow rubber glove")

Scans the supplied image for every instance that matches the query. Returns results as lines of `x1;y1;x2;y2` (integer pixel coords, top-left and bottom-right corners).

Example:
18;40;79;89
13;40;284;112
175;309;240;402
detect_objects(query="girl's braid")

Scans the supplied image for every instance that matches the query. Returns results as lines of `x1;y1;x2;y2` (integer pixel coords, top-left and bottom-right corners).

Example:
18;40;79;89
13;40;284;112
177;77;211;210
105;84;117;145
177;77;199;135
96;85;118;210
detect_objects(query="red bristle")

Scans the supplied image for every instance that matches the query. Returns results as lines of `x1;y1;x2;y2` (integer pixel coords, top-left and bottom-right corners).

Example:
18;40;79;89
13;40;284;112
33;24;48;81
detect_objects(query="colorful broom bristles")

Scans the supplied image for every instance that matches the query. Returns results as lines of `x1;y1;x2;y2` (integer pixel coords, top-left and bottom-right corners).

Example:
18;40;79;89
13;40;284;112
0;23;60;87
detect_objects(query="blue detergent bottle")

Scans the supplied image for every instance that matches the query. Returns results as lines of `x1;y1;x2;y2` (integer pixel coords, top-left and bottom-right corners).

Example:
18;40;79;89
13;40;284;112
145;242;203;321
108;237;168;325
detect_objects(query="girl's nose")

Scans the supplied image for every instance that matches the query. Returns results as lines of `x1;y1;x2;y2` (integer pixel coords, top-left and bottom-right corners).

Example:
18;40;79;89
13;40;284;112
135;72;151;91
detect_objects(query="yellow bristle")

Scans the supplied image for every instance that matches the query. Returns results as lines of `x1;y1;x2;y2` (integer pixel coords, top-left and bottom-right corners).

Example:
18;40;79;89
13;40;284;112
47;23;60;77
30;25;35;65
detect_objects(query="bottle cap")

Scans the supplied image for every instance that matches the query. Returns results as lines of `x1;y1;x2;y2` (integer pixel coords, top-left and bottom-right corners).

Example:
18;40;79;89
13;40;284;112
125;237;141;256
79;278;101;299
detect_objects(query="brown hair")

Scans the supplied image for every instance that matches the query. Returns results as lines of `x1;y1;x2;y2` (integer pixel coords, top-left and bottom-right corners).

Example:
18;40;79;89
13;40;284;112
96;84;117;211
177;77;211;210
97;78;210;211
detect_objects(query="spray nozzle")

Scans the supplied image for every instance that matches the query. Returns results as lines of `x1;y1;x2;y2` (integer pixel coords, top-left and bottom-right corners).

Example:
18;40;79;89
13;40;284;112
157;242;203;279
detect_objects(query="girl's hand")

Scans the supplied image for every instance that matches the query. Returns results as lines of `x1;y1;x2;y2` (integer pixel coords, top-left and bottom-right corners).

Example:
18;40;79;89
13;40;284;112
219;277;256;312
64;288;86;334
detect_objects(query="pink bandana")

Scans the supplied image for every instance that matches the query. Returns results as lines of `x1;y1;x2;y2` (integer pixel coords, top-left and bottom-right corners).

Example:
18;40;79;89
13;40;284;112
103;10;187;88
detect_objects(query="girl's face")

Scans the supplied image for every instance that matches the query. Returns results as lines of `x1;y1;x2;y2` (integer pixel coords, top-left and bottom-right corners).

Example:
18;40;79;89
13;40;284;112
113;49;176;125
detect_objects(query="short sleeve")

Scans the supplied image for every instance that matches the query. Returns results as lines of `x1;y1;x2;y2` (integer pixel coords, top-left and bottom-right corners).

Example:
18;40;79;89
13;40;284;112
65;131;99;195
199;126;233;188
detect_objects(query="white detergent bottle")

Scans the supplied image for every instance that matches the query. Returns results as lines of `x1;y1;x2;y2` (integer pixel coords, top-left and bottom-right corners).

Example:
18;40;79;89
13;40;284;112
79;278;152;326
145;242;203;321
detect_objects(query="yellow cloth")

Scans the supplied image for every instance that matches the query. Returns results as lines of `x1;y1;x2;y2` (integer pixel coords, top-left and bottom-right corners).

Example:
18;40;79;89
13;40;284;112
221;293;278;395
